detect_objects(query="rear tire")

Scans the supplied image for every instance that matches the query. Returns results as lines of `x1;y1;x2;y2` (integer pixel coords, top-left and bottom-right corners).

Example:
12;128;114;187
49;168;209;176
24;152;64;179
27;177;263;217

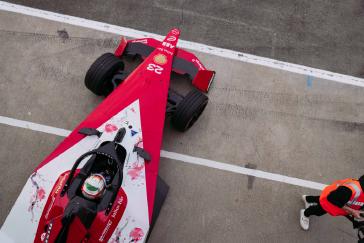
171;90;208;132
85;53;124;96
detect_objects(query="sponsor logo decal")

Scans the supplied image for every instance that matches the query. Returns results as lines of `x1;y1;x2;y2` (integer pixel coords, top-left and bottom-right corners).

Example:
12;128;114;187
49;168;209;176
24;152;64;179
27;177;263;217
131;130;138;136
153;54;167;65
111;196;124;218
99;219;113;242
147;63;164;75
157;47;173;55
99;197;125;242
192;58;205;70
162;42;175;49
45;174;67;219
167;36;176;42
42;222;53;243
44;196;55;220
54;175;66;195
131;39;148;44
40;232;46;241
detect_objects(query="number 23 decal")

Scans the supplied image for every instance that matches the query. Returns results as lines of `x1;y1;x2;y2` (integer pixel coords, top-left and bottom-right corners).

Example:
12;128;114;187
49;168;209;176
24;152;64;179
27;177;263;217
147;63;164;75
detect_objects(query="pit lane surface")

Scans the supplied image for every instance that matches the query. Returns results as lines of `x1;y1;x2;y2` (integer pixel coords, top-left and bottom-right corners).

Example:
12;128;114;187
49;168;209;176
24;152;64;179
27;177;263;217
0;10;363;243
5;0;364;78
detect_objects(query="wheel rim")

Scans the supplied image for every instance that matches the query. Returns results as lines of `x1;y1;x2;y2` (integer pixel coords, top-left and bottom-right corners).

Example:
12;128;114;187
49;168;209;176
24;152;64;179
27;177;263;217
184;101;208;130
101;67;123;95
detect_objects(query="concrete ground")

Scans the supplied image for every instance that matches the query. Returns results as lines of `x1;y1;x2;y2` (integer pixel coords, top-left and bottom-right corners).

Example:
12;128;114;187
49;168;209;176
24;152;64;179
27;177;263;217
6;0;364;78
1;10;364;243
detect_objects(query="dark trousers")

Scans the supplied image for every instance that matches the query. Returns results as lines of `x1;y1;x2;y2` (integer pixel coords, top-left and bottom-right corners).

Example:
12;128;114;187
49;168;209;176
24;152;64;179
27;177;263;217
304;196;327;217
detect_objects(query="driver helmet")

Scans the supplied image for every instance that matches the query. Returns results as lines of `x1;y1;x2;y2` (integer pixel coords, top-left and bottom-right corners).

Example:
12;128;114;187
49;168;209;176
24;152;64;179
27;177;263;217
81;174;106;200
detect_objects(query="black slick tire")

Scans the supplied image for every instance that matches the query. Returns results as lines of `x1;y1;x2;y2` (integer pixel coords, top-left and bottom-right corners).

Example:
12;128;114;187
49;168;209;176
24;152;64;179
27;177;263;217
171;90;208;132
85;53;124;96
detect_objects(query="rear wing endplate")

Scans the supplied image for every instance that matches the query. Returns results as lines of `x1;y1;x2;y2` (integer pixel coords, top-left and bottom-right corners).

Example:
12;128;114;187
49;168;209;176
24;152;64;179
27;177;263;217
114;38;215;92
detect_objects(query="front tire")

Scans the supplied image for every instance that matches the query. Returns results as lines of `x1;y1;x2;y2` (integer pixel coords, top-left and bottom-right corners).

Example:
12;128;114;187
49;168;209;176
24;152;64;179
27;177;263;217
85;53;124;96
171;90;208;132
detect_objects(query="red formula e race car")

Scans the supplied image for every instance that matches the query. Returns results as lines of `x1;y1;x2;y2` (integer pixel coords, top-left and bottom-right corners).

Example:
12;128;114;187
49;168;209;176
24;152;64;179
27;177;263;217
0;28;214;243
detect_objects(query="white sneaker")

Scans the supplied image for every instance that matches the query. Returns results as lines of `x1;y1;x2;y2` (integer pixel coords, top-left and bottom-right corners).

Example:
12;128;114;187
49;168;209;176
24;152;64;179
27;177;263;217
300;209;310;230
302;195;315;209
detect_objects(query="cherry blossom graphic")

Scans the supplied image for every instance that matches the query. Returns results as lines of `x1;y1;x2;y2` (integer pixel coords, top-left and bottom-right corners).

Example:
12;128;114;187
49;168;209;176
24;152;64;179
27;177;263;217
109;228;122;243
105;124;118;133
28;172;47;222
109;219;129;243
37;188;46;200
127;163;144;180
117;111;128;123
129;227;144;242
134;137;143;148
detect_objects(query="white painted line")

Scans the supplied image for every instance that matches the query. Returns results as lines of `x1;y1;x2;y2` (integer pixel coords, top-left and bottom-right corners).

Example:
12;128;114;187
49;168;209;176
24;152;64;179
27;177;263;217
161;151;326;190
0;115;326;191
0;1;364;88
0;116;70;137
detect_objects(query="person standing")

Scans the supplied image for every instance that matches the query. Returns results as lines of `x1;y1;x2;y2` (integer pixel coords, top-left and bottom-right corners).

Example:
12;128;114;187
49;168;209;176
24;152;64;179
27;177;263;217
300;175;364;230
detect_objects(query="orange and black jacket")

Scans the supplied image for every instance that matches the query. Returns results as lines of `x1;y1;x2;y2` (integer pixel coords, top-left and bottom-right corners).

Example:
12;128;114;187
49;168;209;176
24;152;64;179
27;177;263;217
319;176;364;216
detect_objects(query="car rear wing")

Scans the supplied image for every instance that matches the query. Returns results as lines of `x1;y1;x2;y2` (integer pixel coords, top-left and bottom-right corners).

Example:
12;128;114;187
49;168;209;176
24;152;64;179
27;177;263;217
114;37;215;92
